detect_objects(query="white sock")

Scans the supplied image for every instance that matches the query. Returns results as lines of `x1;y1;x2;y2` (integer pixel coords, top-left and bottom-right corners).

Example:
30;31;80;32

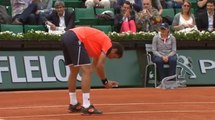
69;92;78;105
83;93;90;108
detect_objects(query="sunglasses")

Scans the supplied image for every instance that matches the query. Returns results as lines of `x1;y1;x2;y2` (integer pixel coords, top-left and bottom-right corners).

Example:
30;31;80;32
143;3;149;5
183;5;190;7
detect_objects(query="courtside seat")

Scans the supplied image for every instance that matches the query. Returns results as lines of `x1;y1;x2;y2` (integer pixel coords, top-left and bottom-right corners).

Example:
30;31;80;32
1;24;23;33
0;0;11;6
75;8;98;25
162;8;175;18
52;0;83;8
95;8;115;25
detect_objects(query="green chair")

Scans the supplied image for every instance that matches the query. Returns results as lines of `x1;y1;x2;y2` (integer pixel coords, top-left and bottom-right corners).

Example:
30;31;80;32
24;25;47;33
1;24;23;33
95;8;114;25
75;8;98;25
0;0;11;6
52;0;83;8
91;25;112;34
162;8;175;18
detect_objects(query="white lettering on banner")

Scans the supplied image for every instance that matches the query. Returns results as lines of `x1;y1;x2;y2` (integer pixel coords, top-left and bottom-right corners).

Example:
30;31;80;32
9;56;26;83
24;56;42;82
0;55;80;84
0;56;9;83
199;60;215;73
53;55;69;82
40;56;57;82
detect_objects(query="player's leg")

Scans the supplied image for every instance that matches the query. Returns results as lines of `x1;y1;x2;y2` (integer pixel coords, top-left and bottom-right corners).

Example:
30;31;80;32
80;65;102;115
68;65;83;112
61;31;83;112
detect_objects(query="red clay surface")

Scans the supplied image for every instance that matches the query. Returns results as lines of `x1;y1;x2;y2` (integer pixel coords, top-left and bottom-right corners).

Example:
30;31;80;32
1;87;215;120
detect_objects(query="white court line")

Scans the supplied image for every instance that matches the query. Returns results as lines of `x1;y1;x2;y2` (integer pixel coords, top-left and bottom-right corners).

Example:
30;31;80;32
1;87;215;94
1;101;215;110
1;109;215;119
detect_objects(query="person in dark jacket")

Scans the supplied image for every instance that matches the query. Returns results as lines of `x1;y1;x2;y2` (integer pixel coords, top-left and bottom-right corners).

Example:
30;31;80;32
197;0;215;32
44;0;75;32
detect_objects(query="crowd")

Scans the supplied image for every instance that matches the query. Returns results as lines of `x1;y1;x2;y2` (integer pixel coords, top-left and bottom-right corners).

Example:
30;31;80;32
0;0;214;115
0;0;214;33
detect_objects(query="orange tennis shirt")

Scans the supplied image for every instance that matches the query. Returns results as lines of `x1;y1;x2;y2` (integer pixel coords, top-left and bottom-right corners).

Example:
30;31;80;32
71;27;112;58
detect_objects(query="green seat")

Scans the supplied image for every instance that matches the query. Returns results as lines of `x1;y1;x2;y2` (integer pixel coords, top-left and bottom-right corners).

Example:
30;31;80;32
95;8;114;25
75;8;98;25
24;25;47;33
162;8;175;18
0;0;11;6
91;25;112;34
53;0;83;8
1;24;23;33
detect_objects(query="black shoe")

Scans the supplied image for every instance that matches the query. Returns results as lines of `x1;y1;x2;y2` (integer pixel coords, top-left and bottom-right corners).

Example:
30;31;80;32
12;18;23;25
68;102;83;112
81;105;103;115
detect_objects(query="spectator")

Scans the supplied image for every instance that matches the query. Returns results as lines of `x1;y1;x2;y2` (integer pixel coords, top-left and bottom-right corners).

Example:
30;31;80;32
136;0;162;32
151;0;163;15
152;22;177;82
114;1;136;32
114;0;143;13
11;0;32;24
12;0;53;25
161;0;183;9
172;0;197;32
197;0;215;31
197;0;208;13
85;0;111;8
44;0;75;33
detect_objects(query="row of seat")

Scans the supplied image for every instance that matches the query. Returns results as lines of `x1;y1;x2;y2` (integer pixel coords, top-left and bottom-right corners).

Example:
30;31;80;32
0;24;113;34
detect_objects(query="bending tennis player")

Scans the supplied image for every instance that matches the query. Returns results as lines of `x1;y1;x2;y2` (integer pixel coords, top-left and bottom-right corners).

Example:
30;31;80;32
61;27;124;115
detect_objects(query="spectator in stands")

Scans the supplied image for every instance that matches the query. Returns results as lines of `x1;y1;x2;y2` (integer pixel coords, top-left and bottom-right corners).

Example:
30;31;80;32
152;22;177;82
44;0;75;32
114;0;143;13
114;1;136;32
197;0;208;13
136;0;162;32
85;0;111;8
11;0;32;24
197;0;215;32
172;0;197;32
151;0;163;15
12;0;53;25
161;0;183;9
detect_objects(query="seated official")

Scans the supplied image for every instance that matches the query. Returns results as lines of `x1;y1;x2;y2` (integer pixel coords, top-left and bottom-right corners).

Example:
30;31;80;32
152;23;177;82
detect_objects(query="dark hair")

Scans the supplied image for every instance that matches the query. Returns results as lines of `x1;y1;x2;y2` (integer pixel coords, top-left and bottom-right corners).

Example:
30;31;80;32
124;1;133;9
111;42;124;58
207;0;215;5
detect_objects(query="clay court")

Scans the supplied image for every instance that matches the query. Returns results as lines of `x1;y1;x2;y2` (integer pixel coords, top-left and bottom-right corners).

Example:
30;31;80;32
1;87;215;120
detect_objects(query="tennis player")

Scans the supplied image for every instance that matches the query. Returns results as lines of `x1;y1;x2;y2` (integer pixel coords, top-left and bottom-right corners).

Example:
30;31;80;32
61;27;124;115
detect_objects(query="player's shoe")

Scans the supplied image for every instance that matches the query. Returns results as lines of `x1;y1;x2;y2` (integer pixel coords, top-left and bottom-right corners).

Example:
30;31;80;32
81;105;103;115
68;102;83;112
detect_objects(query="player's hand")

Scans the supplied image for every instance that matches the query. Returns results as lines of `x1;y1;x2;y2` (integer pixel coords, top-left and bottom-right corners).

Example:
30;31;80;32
104;80;119;88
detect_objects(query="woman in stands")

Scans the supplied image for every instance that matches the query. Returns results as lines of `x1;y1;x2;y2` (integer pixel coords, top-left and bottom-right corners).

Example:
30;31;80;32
172;0;197;32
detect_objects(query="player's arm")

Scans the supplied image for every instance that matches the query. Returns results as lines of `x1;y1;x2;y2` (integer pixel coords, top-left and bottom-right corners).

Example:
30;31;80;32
92;52;106;82
92;51;118;88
